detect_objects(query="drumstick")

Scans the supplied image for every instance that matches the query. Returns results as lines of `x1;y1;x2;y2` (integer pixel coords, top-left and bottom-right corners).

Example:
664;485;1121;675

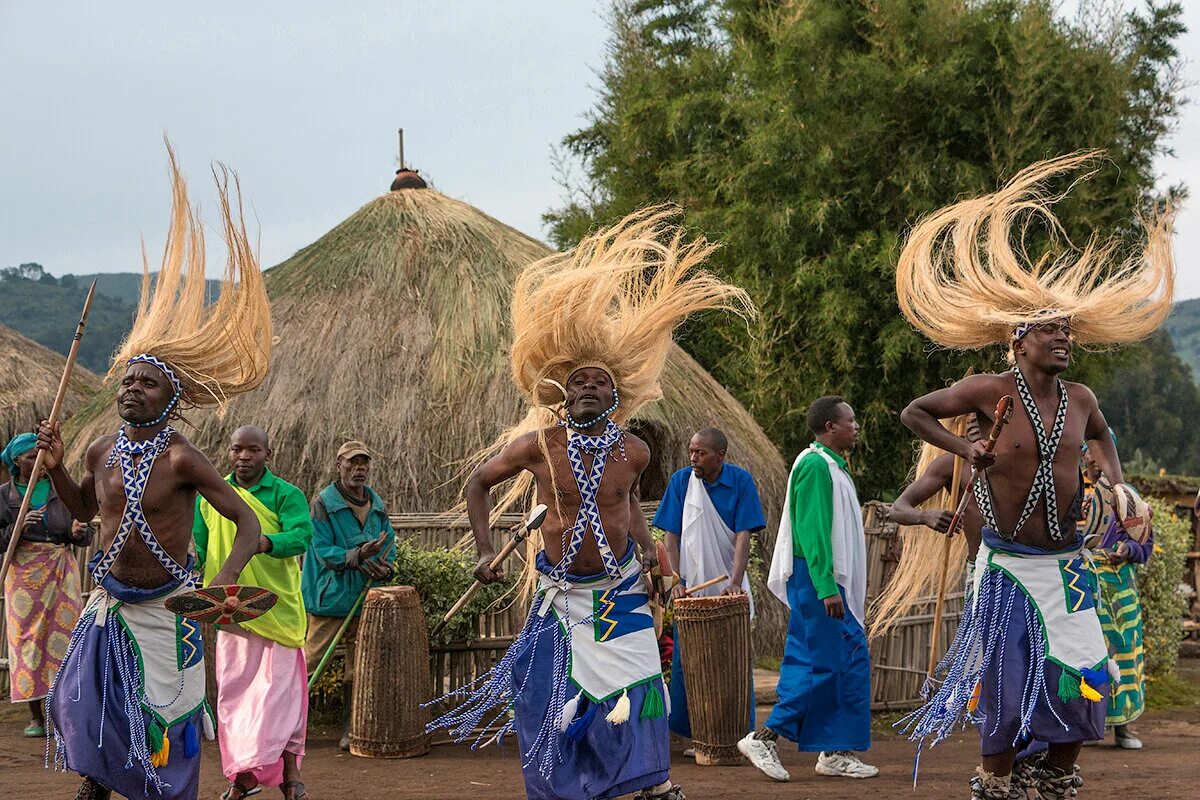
684;574;729;596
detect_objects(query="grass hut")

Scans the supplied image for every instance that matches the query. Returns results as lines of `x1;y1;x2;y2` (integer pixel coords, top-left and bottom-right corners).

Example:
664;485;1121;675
62;182;791;651
0;324;100;441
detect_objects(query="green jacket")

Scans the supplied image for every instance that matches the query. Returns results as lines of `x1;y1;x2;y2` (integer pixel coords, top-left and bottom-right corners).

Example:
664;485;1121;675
300;482;396;617
788;441;846;600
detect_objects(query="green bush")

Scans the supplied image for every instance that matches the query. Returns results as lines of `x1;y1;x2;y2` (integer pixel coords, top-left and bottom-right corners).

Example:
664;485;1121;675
1139;498;1190;678
390;538;515;646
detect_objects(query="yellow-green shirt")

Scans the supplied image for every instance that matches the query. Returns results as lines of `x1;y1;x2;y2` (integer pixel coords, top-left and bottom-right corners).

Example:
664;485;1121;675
193;469;313;647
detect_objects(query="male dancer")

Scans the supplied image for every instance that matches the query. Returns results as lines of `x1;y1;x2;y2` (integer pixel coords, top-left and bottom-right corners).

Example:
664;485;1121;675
895;153;1172;799
36;147;273;800
428;208;750;800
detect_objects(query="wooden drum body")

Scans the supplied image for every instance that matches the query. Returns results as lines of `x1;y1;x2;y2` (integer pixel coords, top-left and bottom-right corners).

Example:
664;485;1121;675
349;585;432;758
674;593;751;766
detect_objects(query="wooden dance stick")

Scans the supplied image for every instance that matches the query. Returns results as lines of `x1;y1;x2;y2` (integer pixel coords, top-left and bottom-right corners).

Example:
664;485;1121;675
683;574;729;596
431;503;549;638
1;282;97;587
926;395;1013;679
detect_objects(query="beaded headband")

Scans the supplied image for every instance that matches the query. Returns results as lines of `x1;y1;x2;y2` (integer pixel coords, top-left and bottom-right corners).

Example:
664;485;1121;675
125;353;183;428
1012;313;1070;340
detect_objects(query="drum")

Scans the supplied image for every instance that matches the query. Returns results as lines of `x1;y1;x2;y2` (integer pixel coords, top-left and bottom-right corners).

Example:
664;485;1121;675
349;585;432;758
674;593;752;766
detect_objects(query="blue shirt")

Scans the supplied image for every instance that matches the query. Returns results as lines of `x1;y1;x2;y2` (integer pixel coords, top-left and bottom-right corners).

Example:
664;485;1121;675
652;463;766;535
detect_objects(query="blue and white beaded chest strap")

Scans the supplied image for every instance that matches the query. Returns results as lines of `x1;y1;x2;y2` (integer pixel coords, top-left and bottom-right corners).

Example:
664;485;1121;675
550;420;627;582
973;367;1069;541
91;426;194;586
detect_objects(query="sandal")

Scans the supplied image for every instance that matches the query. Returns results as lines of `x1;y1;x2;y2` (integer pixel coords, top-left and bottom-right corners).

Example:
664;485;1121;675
282;780;310;800
220;781;262;800
23;722;46;737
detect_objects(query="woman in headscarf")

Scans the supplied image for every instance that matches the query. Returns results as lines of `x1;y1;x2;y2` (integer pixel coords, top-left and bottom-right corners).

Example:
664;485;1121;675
1;431;91;736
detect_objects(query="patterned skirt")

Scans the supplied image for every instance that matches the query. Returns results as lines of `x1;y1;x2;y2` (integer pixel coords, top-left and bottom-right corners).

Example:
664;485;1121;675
4;541;82;702
1095;562;1145;725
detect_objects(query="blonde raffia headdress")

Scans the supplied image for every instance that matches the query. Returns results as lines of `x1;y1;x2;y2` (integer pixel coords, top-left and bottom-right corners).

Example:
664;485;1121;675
510;205;753;423
895;151;1174;350
474;207;753;597
111;141;272;417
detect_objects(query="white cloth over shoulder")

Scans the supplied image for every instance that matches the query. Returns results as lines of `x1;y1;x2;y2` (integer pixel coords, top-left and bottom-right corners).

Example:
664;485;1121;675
767;445;867;626
680;471;755;617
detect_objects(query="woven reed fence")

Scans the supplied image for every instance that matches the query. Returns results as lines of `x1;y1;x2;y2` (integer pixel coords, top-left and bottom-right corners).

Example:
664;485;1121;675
2;503;960;716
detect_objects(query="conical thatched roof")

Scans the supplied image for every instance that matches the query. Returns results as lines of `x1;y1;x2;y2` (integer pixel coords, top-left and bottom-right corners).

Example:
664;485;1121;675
1;324;101;441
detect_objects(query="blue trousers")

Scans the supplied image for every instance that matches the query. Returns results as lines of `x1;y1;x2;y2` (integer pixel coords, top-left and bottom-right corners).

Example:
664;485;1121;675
764;557;871;752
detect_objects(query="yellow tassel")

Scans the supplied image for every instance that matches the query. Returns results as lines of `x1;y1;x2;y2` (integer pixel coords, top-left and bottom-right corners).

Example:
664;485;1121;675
1080;679;1102;702
150;733;170;768
966;681;982;713
605;689;631;725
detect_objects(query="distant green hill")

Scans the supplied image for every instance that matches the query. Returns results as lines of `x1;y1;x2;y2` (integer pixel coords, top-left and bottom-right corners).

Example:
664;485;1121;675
1;265;223;373
1165;297;1200;382
0;268;135;373
73;272;221;305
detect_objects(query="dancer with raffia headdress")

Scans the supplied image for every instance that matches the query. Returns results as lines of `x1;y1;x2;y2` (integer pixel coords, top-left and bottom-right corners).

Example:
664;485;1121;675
34;144;273;800
427;207;752;800
894;152;1171;800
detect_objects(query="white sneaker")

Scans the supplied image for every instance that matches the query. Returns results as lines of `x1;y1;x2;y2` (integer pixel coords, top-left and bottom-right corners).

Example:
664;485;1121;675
682;747;695;758
815;750;879;779
736;733;790;782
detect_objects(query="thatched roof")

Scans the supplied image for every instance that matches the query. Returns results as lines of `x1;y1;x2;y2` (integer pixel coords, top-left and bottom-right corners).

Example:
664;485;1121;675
0;324;101;441
62;189;787;508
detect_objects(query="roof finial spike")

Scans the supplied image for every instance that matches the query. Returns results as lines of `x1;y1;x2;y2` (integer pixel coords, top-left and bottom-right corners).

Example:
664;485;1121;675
390;128;427;191
398;128;405;170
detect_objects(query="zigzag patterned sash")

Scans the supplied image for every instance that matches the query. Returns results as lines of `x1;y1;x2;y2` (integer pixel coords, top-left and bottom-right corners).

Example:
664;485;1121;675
91;426;194;586
974;368;1069;541
549;421;626;582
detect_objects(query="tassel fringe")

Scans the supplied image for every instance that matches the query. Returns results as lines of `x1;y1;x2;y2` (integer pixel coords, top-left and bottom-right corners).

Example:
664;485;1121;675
640;682;665;720
183;719;200;758
150;728;170;768
605;689;631;725
1057;670;1081;702
558;691;583;733
564;700;598;745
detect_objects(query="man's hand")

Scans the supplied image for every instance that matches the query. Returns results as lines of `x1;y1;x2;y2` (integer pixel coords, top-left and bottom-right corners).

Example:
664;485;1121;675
823;594;845;619
360;559;391;580
671;583;687;601
964;439;996;471
640;547;659;576
721;581;746;596
473;553;504;584
69;520;90;543
922;508;955;534
1107;541;1130;566
256;535;274;555
358;532;387;561
35;420;64;470
22;508;44;531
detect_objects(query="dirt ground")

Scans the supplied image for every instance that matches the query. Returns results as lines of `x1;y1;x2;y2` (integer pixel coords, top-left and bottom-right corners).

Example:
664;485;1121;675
6;667;1200;799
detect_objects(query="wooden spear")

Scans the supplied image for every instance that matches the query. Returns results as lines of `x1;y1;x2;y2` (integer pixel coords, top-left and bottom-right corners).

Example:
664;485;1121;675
1;282;97;586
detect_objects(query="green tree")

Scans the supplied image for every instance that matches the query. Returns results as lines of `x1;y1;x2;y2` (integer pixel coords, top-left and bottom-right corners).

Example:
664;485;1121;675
1096;331;1200;474
547;0;1187;497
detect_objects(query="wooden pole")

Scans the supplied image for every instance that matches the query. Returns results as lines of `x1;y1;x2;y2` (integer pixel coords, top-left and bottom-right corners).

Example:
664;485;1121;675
1;282;97;586
683;573;729;596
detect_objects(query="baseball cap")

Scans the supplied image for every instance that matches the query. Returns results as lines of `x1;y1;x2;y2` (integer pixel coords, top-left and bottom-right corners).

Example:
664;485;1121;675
336;440;372;460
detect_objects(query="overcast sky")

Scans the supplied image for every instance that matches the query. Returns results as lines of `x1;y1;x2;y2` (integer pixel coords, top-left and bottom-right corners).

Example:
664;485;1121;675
2;1;1196;299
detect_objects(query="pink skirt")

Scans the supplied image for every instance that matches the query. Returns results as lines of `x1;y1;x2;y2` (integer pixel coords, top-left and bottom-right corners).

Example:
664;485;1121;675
215;627;308;786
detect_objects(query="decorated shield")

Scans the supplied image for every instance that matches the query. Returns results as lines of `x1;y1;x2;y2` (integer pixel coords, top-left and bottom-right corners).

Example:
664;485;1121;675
165;584;278;625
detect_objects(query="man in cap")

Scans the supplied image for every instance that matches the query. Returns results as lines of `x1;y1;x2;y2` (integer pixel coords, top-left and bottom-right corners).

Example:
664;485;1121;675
301;440;396;751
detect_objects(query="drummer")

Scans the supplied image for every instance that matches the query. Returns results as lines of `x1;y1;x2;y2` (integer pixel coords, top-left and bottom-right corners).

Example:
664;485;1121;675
652;427;766;752
193;425;313;800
